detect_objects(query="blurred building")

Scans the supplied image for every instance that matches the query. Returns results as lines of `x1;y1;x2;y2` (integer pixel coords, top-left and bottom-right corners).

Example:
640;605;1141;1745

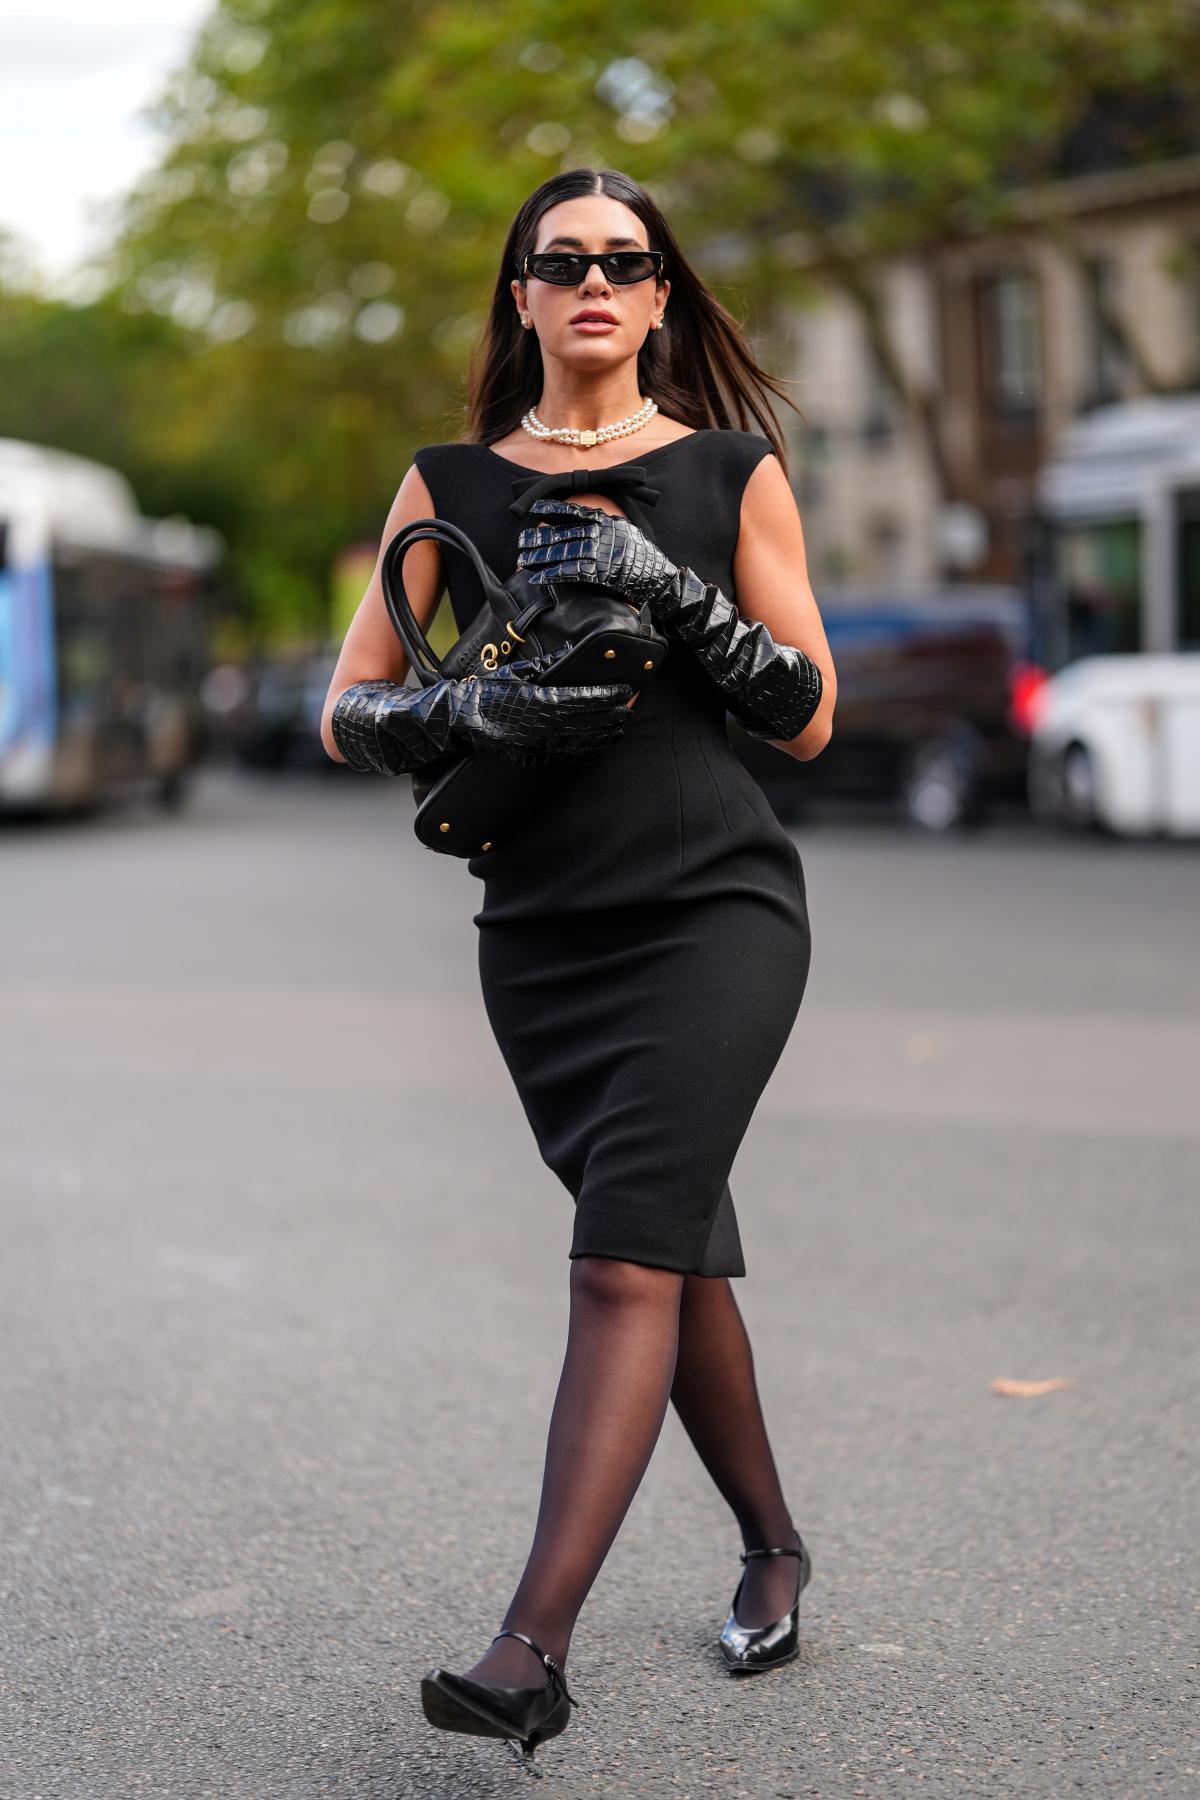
783;151;1200;591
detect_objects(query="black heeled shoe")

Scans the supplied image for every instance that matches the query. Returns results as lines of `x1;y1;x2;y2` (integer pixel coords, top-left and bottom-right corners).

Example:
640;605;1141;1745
420;1627;579;1774
718;1529;813;1674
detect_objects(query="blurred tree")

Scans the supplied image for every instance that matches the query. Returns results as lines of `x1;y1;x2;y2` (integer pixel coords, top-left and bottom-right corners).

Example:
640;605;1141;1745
0;283;225;519
34;0;1200;631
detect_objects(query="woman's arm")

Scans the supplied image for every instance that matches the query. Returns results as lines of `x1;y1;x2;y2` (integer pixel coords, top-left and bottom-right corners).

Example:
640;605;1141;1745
319;462;443;763
729;454;836;762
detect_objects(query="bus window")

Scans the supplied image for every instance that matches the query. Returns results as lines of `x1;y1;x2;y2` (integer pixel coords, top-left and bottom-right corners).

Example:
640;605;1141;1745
1057;518;1141;660
1178;488;1200;649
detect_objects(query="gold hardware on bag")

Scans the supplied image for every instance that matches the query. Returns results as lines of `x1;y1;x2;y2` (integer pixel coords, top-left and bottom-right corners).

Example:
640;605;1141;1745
604;648;616;659
481;841;492;851
480;643;500;670
506;619;526;643
439;821;450;833
643;659;654;669
501;640;512;653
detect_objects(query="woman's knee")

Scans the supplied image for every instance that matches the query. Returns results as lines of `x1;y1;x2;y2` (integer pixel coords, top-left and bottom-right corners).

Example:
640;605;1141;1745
570;1254;684;1310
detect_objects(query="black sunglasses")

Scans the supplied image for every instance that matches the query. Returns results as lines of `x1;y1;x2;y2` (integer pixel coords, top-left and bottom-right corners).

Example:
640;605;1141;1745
521;250;664;286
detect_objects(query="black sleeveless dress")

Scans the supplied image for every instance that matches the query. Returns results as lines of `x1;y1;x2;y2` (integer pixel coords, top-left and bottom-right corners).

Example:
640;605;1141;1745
412;430;812;1278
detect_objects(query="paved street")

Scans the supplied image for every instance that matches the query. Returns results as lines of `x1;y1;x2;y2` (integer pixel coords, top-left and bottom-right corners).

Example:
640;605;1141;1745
1;766;1196;1800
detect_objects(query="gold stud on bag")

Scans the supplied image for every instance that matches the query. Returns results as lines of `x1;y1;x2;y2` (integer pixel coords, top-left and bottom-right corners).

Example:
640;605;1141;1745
379;516;670;858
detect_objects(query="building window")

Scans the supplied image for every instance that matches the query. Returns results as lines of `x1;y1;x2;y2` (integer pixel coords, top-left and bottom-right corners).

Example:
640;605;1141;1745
861;328;895;445
796;422;828;511
865;512;904;581
980;269;1042;418
1082;255;1128;406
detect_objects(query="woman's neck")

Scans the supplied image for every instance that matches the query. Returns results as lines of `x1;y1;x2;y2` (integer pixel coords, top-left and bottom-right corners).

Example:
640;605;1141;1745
529;379;647;434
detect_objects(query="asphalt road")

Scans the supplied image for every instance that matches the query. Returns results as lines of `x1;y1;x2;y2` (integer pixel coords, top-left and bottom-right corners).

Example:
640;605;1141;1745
1;766;1196;1800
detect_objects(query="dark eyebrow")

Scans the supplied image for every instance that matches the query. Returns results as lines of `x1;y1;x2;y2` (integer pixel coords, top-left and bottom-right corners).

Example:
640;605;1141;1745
539;236;645;250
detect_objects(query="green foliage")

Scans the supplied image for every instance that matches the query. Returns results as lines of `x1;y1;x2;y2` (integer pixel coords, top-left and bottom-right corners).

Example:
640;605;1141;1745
5;0;1198;639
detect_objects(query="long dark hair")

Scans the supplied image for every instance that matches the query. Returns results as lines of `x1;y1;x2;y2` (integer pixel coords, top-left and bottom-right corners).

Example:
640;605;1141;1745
460;168;802;476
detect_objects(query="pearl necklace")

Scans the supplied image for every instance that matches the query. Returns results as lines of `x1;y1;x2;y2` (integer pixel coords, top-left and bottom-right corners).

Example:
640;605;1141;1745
520;395;658;450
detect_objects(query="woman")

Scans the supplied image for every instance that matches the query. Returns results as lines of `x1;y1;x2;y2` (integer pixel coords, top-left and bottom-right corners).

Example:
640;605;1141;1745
320;166;836;1771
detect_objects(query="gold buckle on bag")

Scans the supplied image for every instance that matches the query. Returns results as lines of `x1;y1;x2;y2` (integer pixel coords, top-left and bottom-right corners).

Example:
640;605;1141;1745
480;620;527;671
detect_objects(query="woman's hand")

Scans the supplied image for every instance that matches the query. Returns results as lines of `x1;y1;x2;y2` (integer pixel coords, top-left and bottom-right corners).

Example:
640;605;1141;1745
330;664;635;774
517;498;823;745
516;499;679;608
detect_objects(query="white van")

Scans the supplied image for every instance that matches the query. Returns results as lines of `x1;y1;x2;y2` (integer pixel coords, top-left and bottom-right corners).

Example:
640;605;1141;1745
1027;653;1200;837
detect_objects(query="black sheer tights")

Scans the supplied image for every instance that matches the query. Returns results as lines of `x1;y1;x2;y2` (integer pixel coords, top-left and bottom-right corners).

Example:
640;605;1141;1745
461;1260;800;1691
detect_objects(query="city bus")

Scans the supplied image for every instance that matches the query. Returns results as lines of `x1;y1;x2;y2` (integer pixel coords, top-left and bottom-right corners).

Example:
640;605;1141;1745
0;438;223;814
1026;397;1200;835
1034;393;1200;669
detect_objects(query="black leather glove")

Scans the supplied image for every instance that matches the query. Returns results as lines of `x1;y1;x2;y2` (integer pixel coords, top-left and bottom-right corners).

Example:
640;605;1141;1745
330;662;634;776
516;499;823;742
517;498;677;607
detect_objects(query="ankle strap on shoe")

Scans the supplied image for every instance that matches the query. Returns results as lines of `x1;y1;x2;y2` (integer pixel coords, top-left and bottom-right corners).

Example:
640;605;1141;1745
740;1538;805;1564
490;1629;580;1707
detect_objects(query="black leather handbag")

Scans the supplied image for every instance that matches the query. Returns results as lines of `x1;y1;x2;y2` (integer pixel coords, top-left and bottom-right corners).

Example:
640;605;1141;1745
379;516;669;858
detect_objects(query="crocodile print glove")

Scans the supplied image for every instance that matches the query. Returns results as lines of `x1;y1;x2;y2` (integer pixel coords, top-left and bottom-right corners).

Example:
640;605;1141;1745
516;498;677;607
656;565;824;741
515;499;823;742
330;665;634;776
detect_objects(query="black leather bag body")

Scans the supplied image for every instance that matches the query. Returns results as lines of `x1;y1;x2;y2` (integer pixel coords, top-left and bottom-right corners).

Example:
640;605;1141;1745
379;515;669;858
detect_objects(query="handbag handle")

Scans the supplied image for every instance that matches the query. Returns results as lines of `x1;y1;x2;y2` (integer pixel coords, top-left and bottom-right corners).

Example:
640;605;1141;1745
380;517;512;689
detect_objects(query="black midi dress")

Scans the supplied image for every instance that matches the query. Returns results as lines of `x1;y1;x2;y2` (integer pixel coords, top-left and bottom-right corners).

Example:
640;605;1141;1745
412;429;812;1279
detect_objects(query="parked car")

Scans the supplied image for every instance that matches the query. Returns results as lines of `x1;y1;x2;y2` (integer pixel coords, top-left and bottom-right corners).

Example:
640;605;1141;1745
224;645;345;773
1026;653;1200;837
731;585;1042;831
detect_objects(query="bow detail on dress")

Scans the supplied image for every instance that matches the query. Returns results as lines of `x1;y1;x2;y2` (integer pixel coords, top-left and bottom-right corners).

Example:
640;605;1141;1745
507;465;661;519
